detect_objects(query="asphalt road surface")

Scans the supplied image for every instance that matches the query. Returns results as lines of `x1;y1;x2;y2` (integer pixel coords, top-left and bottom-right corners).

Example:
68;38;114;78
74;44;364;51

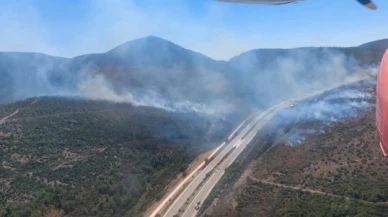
163;102;288;217
160;78;370;217
181;106;284;217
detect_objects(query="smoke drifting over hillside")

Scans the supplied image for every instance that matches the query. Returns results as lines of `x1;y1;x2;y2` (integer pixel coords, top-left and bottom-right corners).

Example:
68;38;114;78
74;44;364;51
78;73;215;114
0;37;385;122
78;74;138;105
74;48;370;117
273;78;377;146
231;48;377;105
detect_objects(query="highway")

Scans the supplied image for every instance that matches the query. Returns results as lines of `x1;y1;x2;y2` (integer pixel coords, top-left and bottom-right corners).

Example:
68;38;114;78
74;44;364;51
149;109;265;217
181;107;281;217
162;102;289;217
157;78;371;217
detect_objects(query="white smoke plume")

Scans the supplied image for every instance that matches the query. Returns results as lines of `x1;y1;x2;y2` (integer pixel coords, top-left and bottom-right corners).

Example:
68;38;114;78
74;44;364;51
78;74;140;105
273;77;377;146
77;73;218;115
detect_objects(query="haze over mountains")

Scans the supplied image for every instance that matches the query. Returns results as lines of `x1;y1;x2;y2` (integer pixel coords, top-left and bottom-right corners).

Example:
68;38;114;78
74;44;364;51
1;36;387;116
1;36;388;217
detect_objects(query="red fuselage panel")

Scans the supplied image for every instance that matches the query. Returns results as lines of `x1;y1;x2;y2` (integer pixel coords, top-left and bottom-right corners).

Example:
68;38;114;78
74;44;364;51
376;50;388;156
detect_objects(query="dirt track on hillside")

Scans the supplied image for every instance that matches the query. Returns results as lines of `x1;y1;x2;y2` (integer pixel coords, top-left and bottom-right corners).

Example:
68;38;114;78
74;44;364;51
0;109;19;125
249;177;388;205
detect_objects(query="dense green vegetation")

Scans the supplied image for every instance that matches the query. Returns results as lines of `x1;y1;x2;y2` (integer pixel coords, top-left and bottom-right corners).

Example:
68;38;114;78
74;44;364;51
0;97;229;217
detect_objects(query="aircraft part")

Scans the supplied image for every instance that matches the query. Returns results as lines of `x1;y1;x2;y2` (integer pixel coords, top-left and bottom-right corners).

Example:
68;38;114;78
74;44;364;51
216;0;377;10
376;50;388;156
356;0;377;10
216;0;300;5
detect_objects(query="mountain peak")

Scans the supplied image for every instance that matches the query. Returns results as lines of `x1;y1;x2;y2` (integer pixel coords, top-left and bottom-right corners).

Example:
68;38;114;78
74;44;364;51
142;35;168;41
107;35;179;54
128;35;173;45
104;35;217;68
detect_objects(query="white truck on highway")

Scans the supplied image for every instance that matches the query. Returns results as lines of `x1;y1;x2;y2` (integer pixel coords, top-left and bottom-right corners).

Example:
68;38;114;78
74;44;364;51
195;201;201;210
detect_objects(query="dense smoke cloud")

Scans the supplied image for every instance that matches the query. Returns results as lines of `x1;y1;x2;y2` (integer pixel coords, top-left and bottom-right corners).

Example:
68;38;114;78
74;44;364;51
0;0;384;122
0;41;379;121
272;78;377;146
0;53;74;102
78;73;139;105
77;70;219;115
231;48;377;106
72;47;376;117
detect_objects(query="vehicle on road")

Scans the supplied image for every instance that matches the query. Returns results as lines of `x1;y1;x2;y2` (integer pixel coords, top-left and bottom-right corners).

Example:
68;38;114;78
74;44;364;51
195;201;201;210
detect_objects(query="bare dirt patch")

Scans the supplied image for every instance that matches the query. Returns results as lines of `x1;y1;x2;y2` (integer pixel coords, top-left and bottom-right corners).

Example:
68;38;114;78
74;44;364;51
0;131;12;138
11;153;30;164
38;177;68;187
30;99;39;105
92;147;107;153
2;161;15;171
62;148;80;160
0;178;13;193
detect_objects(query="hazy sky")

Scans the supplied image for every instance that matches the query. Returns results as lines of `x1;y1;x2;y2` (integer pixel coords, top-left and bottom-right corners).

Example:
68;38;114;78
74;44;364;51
1;0;387;60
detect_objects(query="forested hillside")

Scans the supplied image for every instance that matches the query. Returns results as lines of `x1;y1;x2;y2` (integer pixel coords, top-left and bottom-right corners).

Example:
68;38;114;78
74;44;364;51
0;97;229;217
205;110;388;217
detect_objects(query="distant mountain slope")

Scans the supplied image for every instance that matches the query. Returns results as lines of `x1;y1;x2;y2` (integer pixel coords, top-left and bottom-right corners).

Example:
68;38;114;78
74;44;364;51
359;39;388;50
0;52;72;103
70;36;232;105
72;36;226;79
228;40;388;105
231;39;388;66
352;39;388;65
0;36;387;116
